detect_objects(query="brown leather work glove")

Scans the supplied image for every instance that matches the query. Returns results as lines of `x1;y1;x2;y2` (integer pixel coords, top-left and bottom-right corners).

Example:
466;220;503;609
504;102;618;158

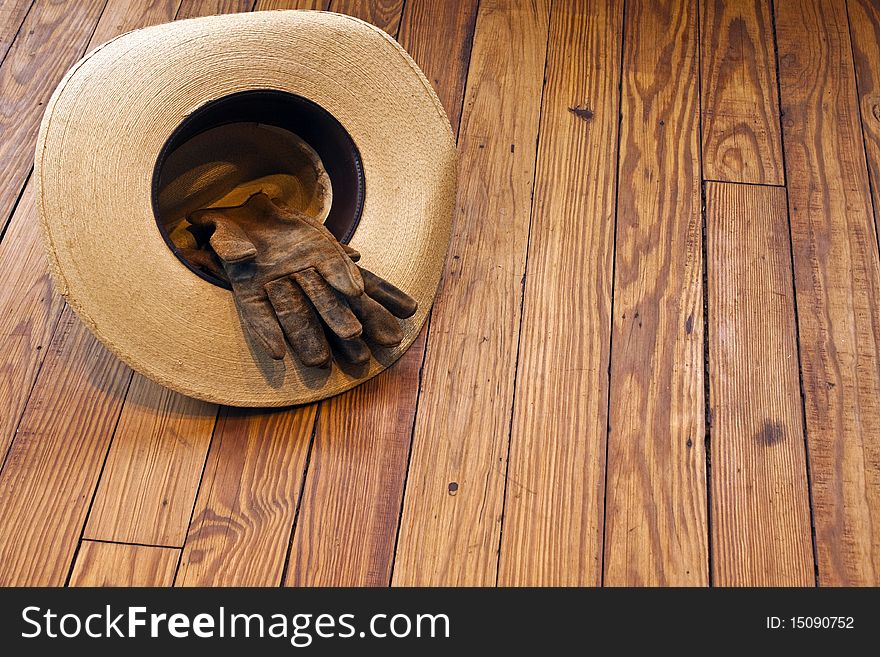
188;192;417;366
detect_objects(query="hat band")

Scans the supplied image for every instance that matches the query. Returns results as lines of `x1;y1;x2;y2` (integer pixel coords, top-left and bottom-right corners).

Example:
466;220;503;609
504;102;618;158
151;89;366;289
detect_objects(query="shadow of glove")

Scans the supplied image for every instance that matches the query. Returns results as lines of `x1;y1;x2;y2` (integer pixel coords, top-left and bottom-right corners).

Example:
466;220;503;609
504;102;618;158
189;192;417;366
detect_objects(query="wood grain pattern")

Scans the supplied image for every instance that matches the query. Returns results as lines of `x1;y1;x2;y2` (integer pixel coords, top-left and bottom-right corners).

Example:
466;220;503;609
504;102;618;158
603;0;708;586
0;308;132;586
176;0;253;18
70;541;179;586
397;0;479;133
0;0;106;232
85;375;217;546
849;0;880;239
285;375;416;586
0;181;65;463
699;0;784;184
283;0;478;588
175;406;316;586
330;0;403;34
775;0;880;586
0;0;33;64
497;0;622;586
0;0;181;466
1;0;877;588
392;0;551;586
706;182;814;585
89;0;180;46
0;0;193;584
254;0;328;10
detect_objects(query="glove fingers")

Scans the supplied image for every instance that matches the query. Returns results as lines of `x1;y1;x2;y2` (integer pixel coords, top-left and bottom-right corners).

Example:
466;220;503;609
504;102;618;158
349;294;404;347
342;243;361;262
293;268;363;340
265;277;330;367
314;256;364;298
234;291;287;360
360;267;418;318
327;333;371;365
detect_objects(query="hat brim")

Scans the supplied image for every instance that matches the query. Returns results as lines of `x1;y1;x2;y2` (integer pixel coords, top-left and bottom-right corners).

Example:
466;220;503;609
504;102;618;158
36;10;456;406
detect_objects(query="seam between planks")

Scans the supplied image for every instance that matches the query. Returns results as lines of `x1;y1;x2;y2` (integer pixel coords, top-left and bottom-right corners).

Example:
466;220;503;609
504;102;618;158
277;403;322;587
768;0;820;587
63;370;136;586
699;180;712;589
0;0;35;69
599;0;627;588
74;537;183;551
703;179;785;188
493;0;554;587
0;167;31;245
695;0;712;588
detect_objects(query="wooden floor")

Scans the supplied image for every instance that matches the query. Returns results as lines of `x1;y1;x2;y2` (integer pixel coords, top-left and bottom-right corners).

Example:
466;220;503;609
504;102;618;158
1;0;879;587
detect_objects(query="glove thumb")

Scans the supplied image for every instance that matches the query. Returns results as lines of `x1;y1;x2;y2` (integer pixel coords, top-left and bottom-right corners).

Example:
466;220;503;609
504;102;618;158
188;209;257;264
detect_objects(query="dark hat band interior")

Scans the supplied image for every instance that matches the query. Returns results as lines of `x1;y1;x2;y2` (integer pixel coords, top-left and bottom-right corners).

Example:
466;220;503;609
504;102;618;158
151;89;366;289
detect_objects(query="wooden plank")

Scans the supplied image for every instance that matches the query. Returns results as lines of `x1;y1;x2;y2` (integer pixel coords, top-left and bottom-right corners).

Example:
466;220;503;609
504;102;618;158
775;0;880;586
497;0;622;586
0;0;106;232
70;541;179;586
392;0;550;586
0;309;132;586
699;0;784;185
330;0;402;34
177;0;253;18
175;407;316;586
397;0;478;135
706;182;814;585
0;0;33;64
285;376;415;586
849;0;880;239
89;0;180;46
603;0;707;586
0;181;65;463
255;0;328;9
85;376;217;546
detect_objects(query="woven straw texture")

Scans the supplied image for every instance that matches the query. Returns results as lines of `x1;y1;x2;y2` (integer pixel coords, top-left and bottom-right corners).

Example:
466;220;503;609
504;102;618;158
35;10;456;406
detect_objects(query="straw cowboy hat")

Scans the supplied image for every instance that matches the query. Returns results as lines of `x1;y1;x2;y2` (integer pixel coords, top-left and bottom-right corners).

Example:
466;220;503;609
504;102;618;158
35;10;456;406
